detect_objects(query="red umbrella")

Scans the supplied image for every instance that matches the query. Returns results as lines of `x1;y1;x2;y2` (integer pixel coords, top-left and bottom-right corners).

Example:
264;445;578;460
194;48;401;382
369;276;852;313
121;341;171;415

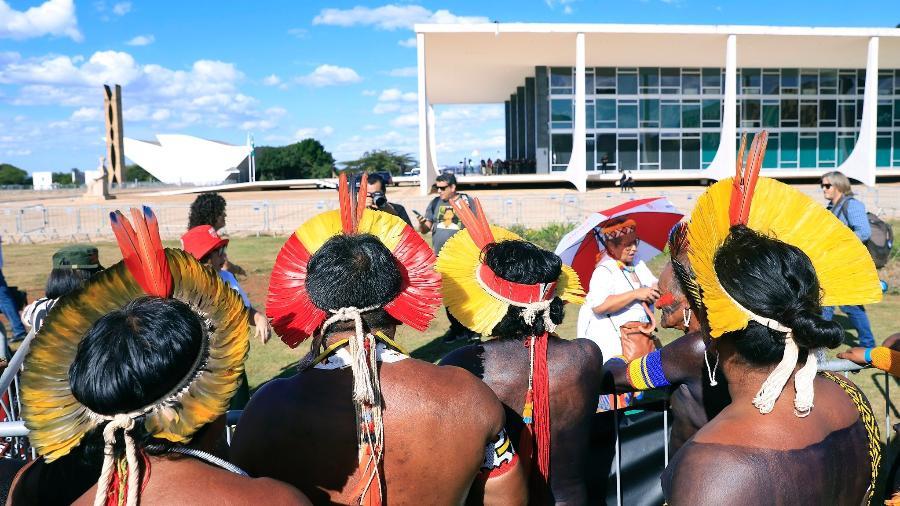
554;197;684;292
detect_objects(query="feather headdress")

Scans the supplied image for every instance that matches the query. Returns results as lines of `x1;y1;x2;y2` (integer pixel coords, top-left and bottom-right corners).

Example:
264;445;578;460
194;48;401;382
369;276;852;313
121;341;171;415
436;196;583;496
22;206;249;506
687;131;881;416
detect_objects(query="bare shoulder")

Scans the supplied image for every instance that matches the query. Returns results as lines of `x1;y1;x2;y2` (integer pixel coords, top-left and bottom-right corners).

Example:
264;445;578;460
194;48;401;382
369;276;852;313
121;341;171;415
234;476;312;505
668;442;755;505
406;359;505;428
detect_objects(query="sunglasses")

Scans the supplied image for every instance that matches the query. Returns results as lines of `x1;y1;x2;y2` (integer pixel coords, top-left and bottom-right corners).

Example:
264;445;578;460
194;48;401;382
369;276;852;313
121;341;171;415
821;183;832;189
436;185;449;190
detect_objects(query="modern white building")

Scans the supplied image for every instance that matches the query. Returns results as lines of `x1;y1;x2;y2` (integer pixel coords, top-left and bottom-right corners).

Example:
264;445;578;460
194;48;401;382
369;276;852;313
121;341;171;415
415;24;900;193
124;134;250;185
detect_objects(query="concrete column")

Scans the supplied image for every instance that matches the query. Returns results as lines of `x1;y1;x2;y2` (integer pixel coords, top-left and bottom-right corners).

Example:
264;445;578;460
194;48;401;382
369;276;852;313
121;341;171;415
565;32;587;192
505;100;512;161
705;34;737;182
535;66;550;173
836;36;879;187
525;77;537;160
417;32;438;195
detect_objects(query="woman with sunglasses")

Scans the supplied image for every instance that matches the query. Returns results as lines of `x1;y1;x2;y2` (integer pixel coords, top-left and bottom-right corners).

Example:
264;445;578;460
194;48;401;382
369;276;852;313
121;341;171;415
820;171;876;348
577;217;660;365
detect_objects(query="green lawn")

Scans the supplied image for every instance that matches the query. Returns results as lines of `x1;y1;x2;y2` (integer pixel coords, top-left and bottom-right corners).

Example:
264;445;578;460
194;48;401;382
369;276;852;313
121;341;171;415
2;235;897;437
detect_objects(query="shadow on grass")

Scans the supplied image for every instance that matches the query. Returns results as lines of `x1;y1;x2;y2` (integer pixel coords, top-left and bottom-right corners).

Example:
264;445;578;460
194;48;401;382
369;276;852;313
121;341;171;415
831;314;865;347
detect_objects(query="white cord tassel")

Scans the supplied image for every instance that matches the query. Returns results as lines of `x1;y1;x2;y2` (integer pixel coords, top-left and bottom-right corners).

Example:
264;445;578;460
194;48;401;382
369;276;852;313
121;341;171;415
93;414;139;506
792;348;822;417
704;348;719;387
752;335;799;414
520;300;556;334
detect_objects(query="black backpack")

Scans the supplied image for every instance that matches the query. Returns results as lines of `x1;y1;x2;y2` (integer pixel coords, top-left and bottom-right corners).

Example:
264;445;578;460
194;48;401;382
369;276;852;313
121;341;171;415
839;198;894;269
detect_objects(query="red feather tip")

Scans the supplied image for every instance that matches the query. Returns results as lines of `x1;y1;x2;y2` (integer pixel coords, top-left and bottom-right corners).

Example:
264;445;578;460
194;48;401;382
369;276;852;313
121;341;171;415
109;206;172;298
356;173;368;225
338;173;355;234
729;131;768;226
451;196;494;248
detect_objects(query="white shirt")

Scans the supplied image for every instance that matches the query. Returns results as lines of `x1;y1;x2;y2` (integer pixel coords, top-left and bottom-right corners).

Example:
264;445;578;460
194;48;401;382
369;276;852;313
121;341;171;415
577;256;657;362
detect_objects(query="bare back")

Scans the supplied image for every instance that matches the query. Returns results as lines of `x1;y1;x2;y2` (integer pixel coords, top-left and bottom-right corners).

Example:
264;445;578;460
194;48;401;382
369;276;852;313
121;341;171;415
663;374;875;505
231;358;505;505
440;336;604;504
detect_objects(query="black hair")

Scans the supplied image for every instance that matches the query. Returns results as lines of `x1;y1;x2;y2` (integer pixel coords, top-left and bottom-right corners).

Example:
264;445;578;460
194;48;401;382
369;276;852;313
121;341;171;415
70;296;205;416
188;192;226;229
713;225;843;365
306;234;403;336
483;240;565;339
367;173;386;193
436;173;457;186
45;267;101;299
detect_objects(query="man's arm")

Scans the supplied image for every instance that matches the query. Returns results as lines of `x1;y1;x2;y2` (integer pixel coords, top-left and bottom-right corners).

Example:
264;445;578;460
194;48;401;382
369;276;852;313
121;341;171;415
600;331;706;394
846;199;871;242
470;395;527;506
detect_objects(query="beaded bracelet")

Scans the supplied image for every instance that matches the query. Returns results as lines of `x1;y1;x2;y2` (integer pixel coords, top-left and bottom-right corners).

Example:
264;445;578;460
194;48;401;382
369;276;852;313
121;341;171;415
626;350;671;391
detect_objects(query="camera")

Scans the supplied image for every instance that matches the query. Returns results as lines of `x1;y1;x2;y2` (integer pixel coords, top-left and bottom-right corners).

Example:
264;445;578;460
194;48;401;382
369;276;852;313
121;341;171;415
369;191;388;208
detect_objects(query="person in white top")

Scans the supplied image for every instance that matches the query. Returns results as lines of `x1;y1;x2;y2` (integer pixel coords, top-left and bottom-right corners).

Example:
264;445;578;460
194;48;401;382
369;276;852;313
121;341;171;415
577;218;660;362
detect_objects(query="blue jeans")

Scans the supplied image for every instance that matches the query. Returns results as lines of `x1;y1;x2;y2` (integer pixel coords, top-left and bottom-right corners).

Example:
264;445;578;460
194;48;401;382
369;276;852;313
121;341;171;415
0;270;25;338
822;305;876;348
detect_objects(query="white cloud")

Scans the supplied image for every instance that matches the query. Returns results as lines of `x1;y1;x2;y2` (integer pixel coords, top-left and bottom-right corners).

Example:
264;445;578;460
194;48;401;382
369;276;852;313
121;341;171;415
262;74;281;86
387;66;416;78
398;37;416;48
70;106;99;121
0;49;283;133
6;148;31;156
111;1;131;15
0;0;82;41
373;102;402;114
241;119;277;131
295;64;361;87
287;27;308;38
125;34;154;46
378;88;417;102
545;0;579;13
361;89;377;96
295;126;334;139
362;124;379;131
390;112;418;128
313;5;487;31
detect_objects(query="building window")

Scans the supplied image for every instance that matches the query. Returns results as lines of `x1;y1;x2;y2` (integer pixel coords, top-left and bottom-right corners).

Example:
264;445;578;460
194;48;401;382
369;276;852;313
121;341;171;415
682;136;701;170
682;101;701;128
661;101;681;128
702;132;719;168
762;102;779;128
639;68;659;94
781;99;798;127
762;133;779;168
597;133;616;170
839;71;857;95
801;71;818;95
639;132;659;168
879;71;894;96
617;137;638;171
702;99;721;127
878;100;892;128
660;68;680;94
551;133;572;170
742;99;760;128
596;99;616;128
876;133;891;167
762;70;780;95
618;101;638;129
702;68;722;94
800;134;817;168
820;70;838;95
682;70;701;95
640;99;659;128
661;137;680;170
839;101;856;128
800;101;817;128
551;99;573;128
550;67;573;94
819;131;836;164
617;70;638;95
781;132;798;165
595;68;616;94
781;68;799;95
741;68;761;95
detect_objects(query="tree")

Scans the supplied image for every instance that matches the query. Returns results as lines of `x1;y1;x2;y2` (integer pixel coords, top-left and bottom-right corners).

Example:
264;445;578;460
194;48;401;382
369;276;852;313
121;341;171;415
124;164;159;182
0;163;28;185
52;172;72;184
255;138;336;180
342;150;417;175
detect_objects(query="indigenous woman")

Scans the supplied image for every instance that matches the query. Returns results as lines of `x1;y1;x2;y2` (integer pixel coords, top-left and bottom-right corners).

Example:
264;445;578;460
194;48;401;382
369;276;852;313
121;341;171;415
576;217;660;362
663;133;883;505
437;197;601;503
9;207;308;505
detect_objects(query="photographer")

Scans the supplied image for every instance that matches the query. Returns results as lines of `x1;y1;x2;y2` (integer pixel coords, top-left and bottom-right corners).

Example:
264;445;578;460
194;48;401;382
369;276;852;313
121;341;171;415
365;172;412;227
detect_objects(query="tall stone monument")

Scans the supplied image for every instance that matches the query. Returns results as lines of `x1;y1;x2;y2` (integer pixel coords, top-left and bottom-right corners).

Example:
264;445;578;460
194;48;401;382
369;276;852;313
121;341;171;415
103;84;125;187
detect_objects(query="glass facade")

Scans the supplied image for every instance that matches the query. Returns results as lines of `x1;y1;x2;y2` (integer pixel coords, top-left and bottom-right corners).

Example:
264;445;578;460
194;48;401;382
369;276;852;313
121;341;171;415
509;66;900;172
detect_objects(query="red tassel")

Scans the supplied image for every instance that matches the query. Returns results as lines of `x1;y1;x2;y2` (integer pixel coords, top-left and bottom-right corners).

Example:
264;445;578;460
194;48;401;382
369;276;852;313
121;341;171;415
532;332;551;484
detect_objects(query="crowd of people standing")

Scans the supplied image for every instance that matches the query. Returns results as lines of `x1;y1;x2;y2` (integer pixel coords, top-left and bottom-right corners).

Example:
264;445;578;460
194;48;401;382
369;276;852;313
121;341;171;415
0;150;897;505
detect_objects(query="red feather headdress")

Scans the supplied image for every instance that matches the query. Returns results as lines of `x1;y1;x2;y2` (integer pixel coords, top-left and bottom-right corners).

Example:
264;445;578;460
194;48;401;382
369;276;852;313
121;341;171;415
266;172;441;346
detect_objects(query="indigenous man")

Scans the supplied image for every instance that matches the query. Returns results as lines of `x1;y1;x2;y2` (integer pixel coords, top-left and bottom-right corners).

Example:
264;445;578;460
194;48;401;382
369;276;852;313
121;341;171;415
437;196;603;503
231;175;527;505
601;223;730;453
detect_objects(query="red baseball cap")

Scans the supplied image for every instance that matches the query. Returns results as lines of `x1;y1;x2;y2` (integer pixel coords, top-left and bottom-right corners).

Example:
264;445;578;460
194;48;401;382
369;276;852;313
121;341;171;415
181;225;229;261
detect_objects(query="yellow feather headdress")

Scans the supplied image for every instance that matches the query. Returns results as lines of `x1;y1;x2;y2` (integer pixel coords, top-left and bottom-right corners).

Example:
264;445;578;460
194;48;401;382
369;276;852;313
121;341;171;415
687;131;882;417
436;197;584;335
22;209;249;463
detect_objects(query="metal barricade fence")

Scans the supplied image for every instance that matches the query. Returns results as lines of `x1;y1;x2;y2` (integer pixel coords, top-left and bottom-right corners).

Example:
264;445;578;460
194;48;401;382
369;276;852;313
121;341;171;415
1;186;899;243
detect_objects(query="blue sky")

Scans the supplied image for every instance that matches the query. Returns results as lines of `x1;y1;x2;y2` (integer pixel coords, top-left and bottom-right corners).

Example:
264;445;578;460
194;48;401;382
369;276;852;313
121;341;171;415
1;0;899;173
